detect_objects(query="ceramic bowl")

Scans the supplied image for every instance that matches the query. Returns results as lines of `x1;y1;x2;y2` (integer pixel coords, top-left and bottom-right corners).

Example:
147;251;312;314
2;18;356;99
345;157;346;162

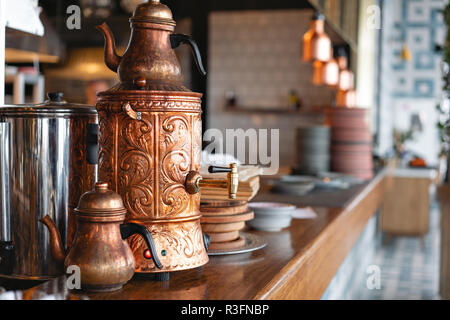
247;202;296;232
271;176;316;196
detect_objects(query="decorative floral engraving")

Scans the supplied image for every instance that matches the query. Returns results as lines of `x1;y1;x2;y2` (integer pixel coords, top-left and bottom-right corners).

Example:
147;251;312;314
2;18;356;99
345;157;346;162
69;118;85;206
97;94;207;272
97;99;202;113
128;221;208;272
193;116;202;169
68;116;97;245
98;111;115;190
159;115;191;217
119;114;154;218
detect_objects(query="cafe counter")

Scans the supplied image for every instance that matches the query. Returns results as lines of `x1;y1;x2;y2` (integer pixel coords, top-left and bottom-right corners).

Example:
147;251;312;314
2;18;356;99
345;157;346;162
22;169;386;300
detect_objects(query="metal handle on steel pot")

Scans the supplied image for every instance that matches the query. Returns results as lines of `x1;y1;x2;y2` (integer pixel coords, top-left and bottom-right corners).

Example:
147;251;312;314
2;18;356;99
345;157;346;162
86;123;99;165
0;121;14;274
120;223;163;269
170;34;207;76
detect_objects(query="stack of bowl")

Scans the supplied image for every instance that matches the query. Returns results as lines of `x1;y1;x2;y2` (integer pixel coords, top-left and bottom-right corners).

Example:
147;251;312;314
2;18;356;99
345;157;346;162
200;200;254;251
294;126;331;175
329;107;373;180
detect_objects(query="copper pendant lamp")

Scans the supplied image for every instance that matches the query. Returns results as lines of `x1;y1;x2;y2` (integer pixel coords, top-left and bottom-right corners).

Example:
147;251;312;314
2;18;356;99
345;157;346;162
322;49;339;87
336;89;357;108
337;48;354;91
312;60;325;85
302;12;332;62
312;48;339;87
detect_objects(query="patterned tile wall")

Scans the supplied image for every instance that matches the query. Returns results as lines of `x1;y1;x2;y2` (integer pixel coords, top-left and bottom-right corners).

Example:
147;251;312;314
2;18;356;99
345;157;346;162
378;0;446;164
207;10;330;167
208;10;334;110
389;0;444;98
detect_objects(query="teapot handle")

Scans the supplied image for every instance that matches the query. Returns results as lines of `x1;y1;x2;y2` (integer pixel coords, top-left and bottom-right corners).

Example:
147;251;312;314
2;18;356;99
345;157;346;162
170;34;206;76
120;223;163;269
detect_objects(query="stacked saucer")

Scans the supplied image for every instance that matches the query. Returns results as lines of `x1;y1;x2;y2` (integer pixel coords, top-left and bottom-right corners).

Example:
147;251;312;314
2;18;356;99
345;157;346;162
200;200;254;251
329;107;373;180
294;126;330;175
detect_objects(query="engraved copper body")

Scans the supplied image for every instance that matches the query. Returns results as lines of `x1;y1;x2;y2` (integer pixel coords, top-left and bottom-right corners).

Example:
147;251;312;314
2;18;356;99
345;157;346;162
96;91;207;273
95;0;236;274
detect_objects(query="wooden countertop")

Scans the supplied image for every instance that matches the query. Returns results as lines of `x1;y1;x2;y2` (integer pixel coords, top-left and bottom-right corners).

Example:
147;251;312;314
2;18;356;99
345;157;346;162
23;170;386;300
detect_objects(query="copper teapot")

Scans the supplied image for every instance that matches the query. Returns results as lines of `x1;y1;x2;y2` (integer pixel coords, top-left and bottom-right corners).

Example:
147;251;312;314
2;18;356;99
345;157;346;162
40;182;162;292
95;0;238;276
97;0;205;91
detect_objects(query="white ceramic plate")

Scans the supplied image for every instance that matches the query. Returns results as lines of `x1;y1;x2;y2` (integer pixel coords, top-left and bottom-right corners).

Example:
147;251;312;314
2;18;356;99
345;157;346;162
272;176;316;196
247;202;296;231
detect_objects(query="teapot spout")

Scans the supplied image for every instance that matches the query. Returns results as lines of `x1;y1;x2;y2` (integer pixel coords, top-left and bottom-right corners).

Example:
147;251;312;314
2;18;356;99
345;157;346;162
40;215;66;266
96;22;121;73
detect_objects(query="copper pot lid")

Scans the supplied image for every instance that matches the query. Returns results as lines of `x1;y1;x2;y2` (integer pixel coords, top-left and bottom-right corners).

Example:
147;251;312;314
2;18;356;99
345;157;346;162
75;182;127;218
131;0;175;27
0;92;97;115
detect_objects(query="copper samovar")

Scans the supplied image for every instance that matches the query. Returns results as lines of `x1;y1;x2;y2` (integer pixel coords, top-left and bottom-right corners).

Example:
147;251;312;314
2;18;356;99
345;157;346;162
96;0;238;276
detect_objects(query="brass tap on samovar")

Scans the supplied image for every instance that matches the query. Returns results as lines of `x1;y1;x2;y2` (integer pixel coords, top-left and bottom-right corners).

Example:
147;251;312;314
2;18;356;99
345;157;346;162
96;0;238;276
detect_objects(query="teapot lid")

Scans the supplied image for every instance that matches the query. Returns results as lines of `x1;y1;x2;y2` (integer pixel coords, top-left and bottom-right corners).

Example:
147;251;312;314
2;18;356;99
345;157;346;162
130;0;176;27
75;182;127;219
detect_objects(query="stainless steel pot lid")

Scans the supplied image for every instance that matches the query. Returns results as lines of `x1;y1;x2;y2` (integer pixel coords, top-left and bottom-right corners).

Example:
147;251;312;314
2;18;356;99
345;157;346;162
0;92;97;115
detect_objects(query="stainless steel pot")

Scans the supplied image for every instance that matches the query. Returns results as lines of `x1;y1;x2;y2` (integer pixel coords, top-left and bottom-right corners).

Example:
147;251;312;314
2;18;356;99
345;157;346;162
0;92;98;280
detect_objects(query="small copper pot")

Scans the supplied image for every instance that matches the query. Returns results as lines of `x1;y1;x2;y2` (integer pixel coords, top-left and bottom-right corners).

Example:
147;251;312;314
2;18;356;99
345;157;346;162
40;182;162;292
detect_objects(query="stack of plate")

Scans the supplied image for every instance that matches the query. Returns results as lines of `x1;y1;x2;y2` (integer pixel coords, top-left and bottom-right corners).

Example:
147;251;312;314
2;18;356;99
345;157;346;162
329;107;373;180
295;126;330;175
200;200;254;251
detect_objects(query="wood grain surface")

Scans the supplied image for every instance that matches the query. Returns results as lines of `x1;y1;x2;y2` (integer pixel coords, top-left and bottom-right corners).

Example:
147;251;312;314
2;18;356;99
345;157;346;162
381;176;431;236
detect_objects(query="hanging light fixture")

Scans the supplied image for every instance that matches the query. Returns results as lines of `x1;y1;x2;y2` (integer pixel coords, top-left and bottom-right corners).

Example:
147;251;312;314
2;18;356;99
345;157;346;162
337;47;354;91
311;47;339;87
302;11;332;62
336;89;357;108
312;60;325;85
322;47;339;87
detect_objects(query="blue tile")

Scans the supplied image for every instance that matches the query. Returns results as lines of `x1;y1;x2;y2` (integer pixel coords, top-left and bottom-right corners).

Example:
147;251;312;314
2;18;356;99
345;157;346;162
414;51;435;69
